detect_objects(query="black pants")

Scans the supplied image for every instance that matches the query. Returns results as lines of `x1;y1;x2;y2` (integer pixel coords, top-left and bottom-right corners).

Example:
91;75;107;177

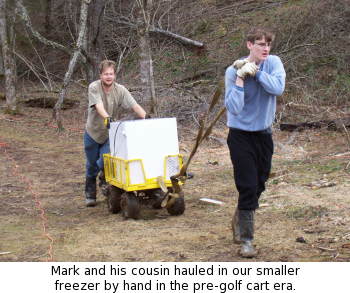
227;128;274;210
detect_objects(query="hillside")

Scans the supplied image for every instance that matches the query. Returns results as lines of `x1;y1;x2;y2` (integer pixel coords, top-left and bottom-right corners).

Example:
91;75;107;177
6;0;350;126
113;0;350;126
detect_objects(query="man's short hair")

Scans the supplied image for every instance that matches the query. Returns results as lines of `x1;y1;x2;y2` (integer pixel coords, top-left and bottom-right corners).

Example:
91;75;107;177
247;27;275;43
99;60;117;74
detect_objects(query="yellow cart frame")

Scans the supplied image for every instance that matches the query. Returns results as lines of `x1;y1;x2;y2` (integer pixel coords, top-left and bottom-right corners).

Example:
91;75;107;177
103;153;183;192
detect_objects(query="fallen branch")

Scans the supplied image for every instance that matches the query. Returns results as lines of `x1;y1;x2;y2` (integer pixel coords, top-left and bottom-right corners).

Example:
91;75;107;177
259;203;269;207
280;116;350;132
263;194;288;199
304;181;336;189
327;151;350;157
303;228;329;234
318;246;337;252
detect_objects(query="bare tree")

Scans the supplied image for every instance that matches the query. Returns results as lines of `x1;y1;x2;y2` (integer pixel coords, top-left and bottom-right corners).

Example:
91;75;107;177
50;0;91;129
13;0;206;122
0;0;17;114
45;0;52;31
136;0;156;114
79;0;106;86
90;0;105;78
18;0;105;127
0;45;4;74
103;0;204;115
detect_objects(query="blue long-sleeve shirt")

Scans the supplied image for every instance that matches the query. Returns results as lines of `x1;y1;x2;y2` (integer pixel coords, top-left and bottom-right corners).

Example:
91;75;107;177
225;55;286;131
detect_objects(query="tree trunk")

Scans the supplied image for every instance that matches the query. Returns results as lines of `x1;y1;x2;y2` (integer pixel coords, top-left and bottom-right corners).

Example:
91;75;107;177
45;0;52;31
81;0;104;86
0;0;17;114
50;0;90;129
82;33;95;86
136;0;157;114
17;0;104;104
90;0;104;78
0;45;4;74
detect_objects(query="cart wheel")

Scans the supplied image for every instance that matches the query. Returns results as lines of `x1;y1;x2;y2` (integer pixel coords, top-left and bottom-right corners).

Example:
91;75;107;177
152;189;164;209
107;185;123;214
144;189;164;209
121;192;141;220
166;192;185;216
153;201;163;209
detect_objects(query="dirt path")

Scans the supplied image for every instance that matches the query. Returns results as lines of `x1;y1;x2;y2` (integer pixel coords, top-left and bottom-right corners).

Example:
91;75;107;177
0;101;350;262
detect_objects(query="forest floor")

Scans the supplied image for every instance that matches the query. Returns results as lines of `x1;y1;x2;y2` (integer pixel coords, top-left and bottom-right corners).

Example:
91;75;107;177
0;93;350;263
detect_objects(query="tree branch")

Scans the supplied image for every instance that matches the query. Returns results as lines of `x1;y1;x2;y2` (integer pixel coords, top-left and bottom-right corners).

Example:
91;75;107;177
108;18;203;48
149;26;204;48
49;0;90;129
276;43;318;55
17;2;72;56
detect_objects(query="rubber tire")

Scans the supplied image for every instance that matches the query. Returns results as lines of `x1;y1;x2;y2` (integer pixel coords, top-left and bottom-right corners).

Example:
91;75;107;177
107;185;123;214
152;189;164;209
153;201;163;210
121;192;141;220
144;189;164;209
166;192;185;216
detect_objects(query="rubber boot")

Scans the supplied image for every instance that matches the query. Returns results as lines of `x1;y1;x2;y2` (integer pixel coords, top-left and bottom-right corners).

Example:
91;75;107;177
98;170;108;197
85;177;97;207
238;209;257;258
231;206;241;244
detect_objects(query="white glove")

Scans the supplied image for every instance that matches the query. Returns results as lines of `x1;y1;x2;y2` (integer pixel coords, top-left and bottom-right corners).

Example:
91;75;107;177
233;59;248;69
236;62;259;79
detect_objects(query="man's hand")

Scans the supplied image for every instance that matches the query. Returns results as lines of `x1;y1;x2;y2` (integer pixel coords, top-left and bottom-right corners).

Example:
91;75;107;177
104;117;116;129
233;59;248;69
236;62;259;80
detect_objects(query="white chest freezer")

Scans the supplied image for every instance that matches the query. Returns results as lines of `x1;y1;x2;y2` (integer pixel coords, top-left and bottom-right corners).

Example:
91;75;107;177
104;118;183;191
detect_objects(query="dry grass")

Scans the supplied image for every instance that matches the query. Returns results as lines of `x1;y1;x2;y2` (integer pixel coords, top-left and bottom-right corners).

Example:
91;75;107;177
0;98;350;262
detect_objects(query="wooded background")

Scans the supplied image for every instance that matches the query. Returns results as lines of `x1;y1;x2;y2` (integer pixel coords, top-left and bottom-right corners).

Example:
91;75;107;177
1;0;350;128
